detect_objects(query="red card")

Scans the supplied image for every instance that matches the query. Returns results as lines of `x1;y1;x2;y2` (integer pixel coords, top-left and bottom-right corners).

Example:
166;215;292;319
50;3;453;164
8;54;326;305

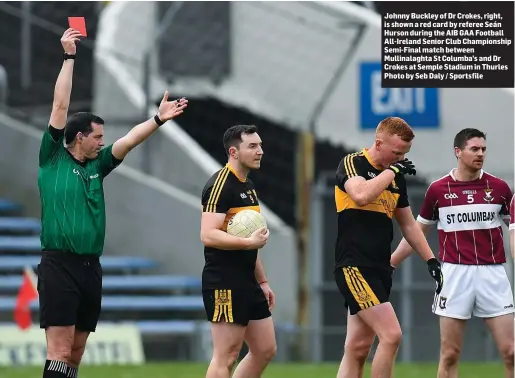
68;17;87;37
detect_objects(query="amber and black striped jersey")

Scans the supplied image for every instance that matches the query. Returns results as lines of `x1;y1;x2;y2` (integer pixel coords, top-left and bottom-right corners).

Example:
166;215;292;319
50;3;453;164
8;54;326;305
201;163;261;289
334;148;410;271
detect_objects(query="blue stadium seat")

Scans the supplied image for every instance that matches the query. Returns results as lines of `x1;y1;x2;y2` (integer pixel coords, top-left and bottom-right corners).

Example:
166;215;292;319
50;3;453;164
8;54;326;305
0;199;21;214
0;218;41;233
97;296;204;311
0;236;41;251
0;274;201;291
135;320;198;334
0;255;158;272
101;275;201;290
0;295;204;311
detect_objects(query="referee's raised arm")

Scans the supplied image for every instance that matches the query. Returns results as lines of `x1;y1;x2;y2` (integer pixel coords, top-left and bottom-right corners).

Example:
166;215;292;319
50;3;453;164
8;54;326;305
39;29;81;168
48;28;81;131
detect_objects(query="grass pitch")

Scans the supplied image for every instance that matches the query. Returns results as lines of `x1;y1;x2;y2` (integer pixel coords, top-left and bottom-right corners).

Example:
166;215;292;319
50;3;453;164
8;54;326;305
1;362;504;377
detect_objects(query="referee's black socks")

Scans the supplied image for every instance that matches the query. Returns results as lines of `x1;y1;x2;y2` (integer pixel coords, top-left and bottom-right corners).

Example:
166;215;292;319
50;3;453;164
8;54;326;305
43;360;68;377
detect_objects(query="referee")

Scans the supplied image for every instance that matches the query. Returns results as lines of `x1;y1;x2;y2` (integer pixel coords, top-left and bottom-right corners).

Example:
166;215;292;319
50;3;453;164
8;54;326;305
37;29;187;378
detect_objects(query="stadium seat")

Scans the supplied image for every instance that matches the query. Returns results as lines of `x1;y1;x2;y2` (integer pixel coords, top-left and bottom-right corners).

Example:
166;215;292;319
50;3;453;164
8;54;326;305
0;199;21;214
101;275;201;291
0;274;201;291
0;236;41;251
0;255;158;272
135;320;198;335
0;295;204;311
0;218;41;233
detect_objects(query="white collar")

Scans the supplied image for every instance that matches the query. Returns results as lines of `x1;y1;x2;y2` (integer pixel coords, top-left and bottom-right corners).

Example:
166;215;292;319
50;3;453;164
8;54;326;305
449;168;484;181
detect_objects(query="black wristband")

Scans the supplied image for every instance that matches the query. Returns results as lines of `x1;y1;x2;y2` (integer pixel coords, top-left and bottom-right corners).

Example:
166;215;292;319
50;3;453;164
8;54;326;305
154;114;165;126
63;53;76;60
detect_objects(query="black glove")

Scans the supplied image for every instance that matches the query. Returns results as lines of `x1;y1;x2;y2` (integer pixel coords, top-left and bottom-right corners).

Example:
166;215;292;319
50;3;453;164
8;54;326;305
427;258;443;294
389;159;416;176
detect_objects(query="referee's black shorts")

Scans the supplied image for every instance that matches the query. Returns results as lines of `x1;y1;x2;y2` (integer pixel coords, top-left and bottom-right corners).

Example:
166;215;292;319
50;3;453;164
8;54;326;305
37;250;102;332
334;265;393;315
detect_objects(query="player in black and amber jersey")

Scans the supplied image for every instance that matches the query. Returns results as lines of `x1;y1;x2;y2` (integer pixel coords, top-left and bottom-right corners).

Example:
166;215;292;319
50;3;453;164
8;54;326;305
335;148;410;270
202;163;264;290
200;125;276;378
333;117;443;378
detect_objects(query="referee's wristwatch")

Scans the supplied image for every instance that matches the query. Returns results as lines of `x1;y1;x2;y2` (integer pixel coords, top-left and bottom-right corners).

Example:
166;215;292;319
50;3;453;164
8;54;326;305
63;53;76;60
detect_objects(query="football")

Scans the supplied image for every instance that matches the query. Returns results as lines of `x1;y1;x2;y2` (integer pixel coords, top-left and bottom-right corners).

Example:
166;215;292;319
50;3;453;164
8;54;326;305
226;209;267;238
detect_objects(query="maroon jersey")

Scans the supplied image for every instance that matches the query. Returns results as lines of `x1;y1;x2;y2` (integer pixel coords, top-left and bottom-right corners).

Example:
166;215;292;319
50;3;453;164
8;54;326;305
510;195;515;231
417;169;512;265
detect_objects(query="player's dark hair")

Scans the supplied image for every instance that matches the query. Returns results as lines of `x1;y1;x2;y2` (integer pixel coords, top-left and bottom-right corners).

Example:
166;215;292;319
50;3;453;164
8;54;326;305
453;128;486;150
223;125;258;156
64;112;105;145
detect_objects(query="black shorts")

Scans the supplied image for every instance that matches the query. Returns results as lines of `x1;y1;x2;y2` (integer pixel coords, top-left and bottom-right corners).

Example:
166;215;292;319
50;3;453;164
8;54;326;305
334;265;393;315
37;250;102;332
202;285;271;327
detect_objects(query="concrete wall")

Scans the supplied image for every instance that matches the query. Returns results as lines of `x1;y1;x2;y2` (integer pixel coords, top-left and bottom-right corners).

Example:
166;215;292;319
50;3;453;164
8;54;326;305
0;117;42;218
93;0;160;119
93;1;214;198
101;125;214;196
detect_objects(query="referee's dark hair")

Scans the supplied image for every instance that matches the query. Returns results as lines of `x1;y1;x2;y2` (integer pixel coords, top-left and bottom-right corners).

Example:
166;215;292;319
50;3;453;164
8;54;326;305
453;128;486;151
64;112;105;145
223;124;258;156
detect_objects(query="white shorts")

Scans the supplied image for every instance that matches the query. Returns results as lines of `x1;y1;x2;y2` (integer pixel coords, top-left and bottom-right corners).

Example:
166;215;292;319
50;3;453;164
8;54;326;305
432;263;515;319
